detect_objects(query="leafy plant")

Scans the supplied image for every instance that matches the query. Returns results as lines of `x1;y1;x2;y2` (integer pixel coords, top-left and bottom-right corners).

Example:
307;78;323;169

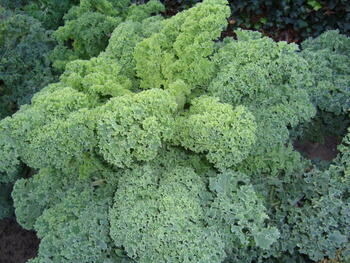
0;10;56;119
0;0;79;30
22;0;79;30
301;30;350;115
50;0;165;71
227;0;350;42
0;10;57;220
0;0;348;262
291;31;350;153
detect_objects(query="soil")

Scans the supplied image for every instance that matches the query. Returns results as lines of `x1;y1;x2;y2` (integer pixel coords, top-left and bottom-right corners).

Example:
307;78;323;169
293;135;341;162
0;218;39;263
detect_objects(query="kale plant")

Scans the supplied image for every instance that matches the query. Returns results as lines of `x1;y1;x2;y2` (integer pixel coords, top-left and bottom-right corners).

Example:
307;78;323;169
50;0;165;71
0;0;348;262
0;9;57;218
0;9;56;119
292;31;350;149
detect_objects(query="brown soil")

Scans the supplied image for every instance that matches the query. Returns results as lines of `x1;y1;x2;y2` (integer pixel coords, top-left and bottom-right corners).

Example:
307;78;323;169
0;218;39;263
293;136;341;162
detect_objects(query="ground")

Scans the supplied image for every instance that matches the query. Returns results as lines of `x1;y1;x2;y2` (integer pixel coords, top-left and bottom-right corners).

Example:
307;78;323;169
0;218;39;263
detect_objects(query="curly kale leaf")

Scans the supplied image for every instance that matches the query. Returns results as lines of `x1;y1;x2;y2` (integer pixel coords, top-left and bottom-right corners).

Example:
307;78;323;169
60;57;132;99
301;30;350;115
207;171;279;251
0;10;56;118
134;0;230;90
209;30;315;175
50;0;164;71
12;168;73;230
50;11;121;70
97;89;178;168
174;96;257;170
110;164;226;263
101;16;165;88
32;183;122;263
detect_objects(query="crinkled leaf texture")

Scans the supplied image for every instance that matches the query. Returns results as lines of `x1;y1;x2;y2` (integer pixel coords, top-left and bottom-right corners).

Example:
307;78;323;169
50;0;165;71
208;29;316;176
2;0;349;262
207;171;279;250
110;164;227;263
0;10;56;118
301;30;350;115
174;96;257;170
134;0;230;90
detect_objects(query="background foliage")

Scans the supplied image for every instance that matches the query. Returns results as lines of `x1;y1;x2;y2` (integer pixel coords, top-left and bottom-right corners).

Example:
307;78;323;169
162;0;350;42
0;9;56;119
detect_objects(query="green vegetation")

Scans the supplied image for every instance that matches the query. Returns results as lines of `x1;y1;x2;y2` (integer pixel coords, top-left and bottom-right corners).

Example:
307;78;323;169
0;0;349;262
0;9;56;119
50;0;165;71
